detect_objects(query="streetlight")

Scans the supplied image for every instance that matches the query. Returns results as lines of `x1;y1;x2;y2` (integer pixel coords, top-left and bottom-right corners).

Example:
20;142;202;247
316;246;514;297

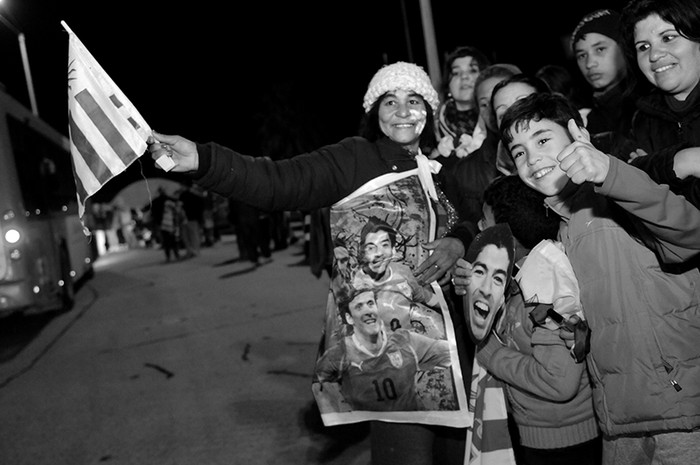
0;0;38;117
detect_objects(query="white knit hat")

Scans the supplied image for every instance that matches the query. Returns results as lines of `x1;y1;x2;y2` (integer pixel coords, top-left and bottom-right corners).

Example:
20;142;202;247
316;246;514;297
362;61;440;113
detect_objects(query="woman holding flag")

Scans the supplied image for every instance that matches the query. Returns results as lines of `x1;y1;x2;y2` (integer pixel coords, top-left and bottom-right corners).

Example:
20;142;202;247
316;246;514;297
148;61;489;465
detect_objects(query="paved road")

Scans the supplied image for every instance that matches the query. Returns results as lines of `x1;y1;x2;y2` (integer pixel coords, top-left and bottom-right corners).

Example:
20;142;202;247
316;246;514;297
0;237;370;465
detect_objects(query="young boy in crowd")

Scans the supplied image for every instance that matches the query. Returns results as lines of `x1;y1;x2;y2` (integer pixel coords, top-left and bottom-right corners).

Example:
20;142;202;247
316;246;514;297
570;8;645;162
498;92;700;464
455;175;601;464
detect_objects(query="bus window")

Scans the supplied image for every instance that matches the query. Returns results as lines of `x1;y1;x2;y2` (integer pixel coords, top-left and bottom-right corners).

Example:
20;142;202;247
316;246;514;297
8;115;76;214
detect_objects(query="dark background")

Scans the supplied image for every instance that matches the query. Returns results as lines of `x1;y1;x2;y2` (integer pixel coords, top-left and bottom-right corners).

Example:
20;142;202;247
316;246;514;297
0;1;630;173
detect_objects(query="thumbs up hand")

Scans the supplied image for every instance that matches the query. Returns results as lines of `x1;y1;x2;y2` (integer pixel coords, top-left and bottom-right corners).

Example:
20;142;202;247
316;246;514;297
557;119;610;185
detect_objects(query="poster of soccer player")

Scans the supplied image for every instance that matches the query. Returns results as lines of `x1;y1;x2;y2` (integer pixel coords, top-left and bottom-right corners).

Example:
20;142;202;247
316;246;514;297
312;170;469;427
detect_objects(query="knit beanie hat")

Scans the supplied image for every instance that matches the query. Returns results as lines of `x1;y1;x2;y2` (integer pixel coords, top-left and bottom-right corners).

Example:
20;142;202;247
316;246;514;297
362;61;440;113
571;9;622;51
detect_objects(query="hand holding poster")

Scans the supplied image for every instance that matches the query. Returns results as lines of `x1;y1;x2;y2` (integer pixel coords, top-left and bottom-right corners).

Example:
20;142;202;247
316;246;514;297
312;166;469;427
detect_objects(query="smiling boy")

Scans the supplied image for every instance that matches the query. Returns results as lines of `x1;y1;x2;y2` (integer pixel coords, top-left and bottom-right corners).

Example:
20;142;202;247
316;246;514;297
499;92;700;464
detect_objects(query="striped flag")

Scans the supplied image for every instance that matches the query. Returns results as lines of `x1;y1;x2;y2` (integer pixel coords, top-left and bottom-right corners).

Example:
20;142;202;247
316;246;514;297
63;21;151;223
465;357;516;465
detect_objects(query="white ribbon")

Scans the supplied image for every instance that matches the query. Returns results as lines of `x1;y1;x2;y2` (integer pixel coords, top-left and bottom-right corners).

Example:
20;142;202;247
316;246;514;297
415;150;442;202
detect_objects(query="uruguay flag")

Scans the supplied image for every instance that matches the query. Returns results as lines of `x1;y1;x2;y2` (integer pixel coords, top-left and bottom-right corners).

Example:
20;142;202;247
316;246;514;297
63;21;151;223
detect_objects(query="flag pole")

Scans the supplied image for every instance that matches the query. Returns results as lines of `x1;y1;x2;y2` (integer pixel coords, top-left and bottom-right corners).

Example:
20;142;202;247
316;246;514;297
60;20;73;35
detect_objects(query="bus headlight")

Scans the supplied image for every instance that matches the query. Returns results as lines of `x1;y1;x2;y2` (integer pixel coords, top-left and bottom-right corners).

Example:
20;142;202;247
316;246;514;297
4;228;20;244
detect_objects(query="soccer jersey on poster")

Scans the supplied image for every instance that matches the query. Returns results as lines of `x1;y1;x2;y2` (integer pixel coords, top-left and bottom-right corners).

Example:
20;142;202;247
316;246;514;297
311;166;470;427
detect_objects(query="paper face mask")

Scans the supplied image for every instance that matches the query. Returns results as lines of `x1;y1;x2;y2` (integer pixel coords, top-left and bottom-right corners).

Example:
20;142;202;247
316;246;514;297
462;224;515;344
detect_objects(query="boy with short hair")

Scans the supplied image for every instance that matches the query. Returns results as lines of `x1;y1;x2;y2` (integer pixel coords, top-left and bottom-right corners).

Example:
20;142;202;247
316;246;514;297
571;9;644;162
455;176;601;464
499;92;700;464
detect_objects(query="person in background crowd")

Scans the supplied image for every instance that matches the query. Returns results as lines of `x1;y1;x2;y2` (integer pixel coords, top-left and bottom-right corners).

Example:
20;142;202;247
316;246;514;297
571;8;646;162
289;211;312;267
498;91;700;465
147;61;477;465
254;83;325;265
145;186;168;247
103;202;120;251
200;189;218;247
620;0;700;209
130;207;149;247
179;183;205;258
229;199;273;267
159;189;185;263
492;74;552;130
91;202;113;254
111;196;138;249
535;63;591;117
432;45;492;172
452;63;522;227
490;73;552;175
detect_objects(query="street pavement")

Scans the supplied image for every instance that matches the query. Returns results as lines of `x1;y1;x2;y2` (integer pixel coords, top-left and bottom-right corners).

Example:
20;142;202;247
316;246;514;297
0;236;371;465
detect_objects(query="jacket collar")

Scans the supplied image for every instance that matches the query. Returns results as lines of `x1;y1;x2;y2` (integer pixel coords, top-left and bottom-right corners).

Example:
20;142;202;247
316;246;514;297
375;136;420;163
544;181;588;221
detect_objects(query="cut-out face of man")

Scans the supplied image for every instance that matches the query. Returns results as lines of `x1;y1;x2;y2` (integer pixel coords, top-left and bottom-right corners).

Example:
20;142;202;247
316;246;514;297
362;230;393;278
463;224;515;344
360;218;398;281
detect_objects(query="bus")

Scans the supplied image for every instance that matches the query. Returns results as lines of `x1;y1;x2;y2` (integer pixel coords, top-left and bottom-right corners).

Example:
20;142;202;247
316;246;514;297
0;85;96;318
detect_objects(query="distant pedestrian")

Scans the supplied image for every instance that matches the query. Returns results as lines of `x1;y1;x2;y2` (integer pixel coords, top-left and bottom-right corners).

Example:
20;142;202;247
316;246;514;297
179;184;205;258
160;190;185;262
147;186;168;246
229;199;272;266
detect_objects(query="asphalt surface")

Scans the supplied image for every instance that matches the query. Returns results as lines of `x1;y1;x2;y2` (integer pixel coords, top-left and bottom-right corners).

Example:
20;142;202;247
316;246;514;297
0;236;371;465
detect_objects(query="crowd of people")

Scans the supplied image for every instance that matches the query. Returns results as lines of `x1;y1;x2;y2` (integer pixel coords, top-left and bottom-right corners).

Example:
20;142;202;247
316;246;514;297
143;1;700;464
87;183;226;262
87;181;302;267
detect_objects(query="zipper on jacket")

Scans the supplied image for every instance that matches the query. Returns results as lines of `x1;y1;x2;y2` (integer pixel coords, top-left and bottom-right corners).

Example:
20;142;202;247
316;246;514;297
662;359;682;392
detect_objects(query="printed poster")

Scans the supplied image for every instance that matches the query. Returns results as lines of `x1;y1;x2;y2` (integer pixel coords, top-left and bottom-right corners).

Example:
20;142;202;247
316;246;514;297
311;169;469;427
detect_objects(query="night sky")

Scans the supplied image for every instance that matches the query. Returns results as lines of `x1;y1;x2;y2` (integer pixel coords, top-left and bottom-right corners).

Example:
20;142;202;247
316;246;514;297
0;0;630;198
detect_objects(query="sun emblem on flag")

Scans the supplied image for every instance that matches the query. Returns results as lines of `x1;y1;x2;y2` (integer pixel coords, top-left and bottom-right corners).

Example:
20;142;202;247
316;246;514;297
67;59;77;91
